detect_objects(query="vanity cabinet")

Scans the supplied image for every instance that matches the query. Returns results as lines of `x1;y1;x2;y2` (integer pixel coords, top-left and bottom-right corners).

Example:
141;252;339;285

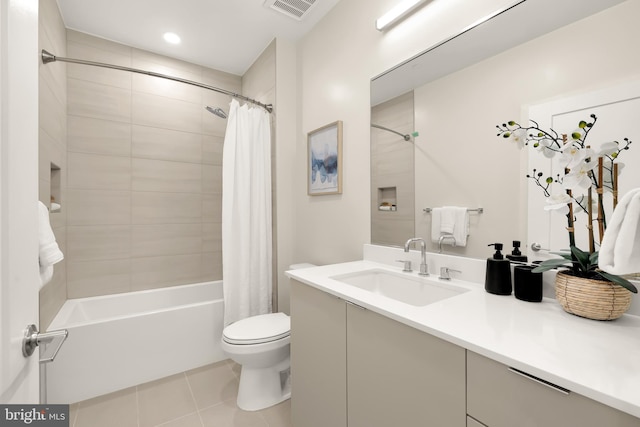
467;351;640;427
290;280;466;427
290;280;347;427
346;301;466;427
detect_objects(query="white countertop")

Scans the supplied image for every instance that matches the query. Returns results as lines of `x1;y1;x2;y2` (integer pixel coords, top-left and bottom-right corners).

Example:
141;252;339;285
286;259;640;419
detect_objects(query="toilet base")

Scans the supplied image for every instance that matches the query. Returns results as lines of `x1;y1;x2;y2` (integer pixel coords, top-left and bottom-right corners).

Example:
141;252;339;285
237;357;291;411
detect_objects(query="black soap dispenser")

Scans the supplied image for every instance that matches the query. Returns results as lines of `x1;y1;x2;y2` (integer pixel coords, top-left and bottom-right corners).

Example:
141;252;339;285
506;240;528;263
485;243;513;295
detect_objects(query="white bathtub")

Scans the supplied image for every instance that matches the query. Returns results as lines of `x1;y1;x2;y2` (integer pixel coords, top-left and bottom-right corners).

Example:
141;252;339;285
45;281;226;404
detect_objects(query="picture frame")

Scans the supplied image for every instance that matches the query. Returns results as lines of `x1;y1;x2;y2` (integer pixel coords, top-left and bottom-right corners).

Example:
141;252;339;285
307;120;343;195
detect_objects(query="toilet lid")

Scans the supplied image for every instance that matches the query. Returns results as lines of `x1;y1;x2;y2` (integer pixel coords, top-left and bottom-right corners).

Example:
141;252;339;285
223;313;290;345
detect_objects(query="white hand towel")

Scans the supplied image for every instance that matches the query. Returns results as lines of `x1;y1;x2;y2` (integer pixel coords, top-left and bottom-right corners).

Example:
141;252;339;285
440;207;456;234
431;208;444;243
451;206;470;247
38;201;64;287
599;188;640;275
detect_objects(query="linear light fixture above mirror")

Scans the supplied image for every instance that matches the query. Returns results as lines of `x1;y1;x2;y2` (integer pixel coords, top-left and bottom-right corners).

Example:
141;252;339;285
376;0;428;31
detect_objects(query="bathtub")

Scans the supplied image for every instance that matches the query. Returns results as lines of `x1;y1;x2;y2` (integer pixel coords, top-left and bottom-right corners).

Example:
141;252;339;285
45;281;226;404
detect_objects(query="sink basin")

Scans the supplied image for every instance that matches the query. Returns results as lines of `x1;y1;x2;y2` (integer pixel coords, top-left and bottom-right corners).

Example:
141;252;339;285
331;269;468;307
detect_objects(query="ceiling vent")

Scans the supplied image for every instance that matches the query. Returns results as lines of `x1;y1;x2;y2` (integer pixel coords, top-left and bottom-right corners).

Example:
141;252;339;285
264;0;317;21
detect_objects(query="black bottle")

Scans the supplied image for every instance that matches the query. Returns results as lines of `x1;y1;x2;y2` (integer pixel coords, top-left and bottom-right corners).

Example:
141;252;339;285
506;240;528;263
485;243;513;295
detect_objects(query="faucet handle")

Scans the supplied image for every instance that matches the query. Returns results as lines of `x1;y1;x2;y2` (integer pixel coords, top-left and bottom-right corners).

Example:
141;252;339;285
439;267;461;280
396;259;412;272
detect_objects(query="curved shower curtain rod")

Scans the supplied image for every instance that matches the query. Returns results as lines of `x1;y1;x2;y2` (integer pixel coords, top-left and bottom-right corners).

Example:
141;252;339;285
41;49;273;113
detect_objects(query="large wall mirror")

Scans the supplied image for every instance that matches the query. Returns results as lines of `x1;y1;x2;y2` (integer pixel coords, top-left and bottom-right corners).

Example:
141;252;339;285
370;0;638;260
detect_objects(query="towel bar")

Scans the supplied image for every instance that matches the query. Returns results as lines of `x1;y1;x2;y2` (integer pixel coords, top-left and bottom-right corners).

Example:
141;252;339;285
423;207;483;213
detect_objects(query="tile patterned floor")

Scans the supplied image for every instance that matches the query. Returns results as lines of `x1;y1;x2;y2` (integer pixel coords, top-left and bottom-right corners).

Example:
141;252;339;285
68;359;291;427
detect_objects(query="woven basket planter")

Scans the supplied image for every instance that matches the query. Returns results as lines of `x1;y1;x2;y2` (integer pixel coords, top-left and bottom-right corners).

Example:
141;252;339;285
555;271;632;320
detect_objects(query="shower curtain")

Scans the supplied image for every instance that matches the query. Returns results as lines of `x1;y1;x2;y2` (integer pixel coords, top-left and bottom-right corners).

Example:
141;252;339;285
222;99;272;326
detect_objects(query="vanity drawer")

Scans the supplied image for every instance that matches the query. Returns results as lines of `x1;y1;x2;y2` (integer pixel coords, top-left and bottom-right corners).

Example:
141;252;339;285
466;351;640;427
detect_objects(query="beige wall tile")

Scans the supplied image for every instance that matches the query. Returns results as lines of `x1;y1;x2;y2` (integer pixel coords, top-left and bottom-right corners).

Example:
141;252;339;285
66;189;131;226
132;72;202;104
202;222;221;253
67;29;132;57
132;48;203;80
202;193;222;223
132;192;202;224
68;116;132;157
68;78;132;123
132;224;202;257
202;134;223;165
68;152;131;191
201;252;222;282
131;254;202;291
39;258;67;330
67;225;131;261
132;92;202;134
67;259;131;299
202;165;221;194
132;158;202;193
67;40;132;89
40;81;67;145
132;125;201;164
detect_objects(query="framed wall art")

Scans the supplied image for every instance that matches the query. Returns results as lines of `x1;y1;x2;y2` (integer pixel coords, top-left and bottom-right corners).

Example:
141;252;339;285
308;120;343;195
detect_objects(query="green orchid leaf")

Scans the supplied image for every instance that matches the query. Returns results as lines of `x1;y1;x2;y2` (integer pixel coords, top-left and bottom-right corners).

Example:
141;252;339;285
532;258;571;272
570;246;591;272
549;251;573;261
589;251;599;266
597;271;638;294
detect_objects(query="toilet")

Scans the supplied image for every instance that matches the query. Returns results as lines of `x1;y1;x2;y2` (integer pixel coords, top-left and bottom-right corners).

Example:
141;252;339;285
221;263;315;411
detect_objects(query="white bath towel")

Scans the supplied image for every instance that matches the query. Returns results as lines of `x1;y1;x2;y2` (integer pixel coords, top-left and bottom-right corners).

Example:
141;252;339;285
430;206;469;247
38;201;64;287
599;188;640;275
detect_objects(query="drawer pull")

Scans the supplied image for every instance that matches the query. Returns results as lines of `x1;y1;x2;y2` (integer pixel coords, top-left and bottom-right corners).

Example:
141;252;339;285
508;367;571;395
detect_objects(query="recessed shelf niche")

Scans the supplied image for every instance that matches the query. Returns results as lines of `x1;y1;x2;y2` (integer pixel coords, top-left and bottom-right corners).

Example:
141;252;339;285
50;163;61;212
377;186;397;211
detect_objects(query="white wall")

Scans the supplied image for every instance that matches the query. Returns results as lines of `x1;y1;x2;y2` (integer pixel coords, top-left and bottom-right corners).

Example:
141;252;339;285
295;0;520;266
296;0;640;266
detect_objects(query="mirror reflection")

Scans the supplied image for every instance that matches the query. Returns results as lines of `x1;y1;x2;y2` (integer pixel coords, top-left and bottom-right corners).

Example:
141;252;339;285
370;0;638;259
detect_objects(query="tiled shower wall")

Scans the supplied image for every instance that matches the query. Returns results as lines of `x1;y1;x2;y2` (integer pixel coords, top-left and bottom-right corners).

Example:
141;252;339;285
39;0;68;328
64;30;240;299
370;92;415;247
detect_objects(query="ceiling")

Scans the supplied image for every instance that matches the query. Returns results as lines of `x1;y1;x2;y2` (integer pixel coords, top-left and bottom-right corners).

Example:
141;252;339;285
56;0;342;76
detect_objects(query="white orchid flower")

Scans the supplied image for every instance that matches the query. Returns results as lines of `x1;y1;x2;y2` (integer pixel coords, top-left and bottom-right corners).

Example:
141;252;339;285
559;144;594;169
599;141;619;157
536;138;556;158
510;128;527;148
543;193;571;215
562;160;597;191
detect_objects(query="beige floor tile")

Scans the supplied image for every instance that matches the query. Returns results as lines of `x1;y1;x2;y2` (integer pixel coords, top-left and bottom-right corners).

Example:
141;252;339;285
74;387;138;427
186;360;239;410
155;411;203;427
137;373;198;427
199;400;269;427
258;400;292;427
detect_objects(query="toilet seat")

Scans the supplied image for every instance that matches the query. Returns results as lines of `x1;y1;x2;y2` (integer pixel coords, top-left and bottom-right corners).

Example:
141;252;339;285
223;313;290;345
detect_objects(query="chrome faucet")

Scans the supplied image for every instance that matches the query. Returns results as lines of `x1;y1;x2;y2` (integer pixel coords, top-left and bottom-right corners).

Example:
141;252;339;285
404;237;429;276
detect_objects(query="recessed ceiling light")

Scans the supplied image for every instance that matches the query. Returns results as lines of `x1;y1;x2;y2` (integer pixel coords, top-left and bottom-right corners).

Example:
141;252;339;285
163;32;181;45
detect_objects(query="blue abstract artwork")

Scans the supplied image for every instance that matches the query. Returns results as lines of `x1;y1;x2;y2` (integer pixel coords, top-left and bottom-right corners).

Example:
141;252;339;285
308;121;342;195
